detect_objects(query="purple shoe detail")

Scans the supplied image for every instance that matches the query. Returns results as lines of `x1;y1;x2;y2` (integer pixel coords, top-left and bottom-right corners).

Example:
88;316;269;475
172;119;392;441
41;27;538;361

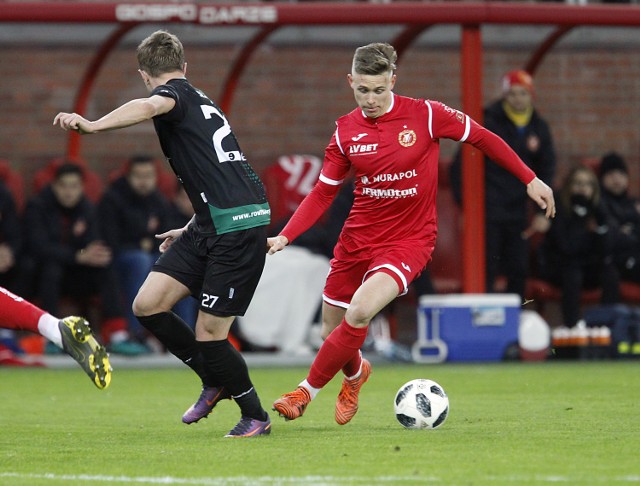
225;416;272;438
182;386;231;424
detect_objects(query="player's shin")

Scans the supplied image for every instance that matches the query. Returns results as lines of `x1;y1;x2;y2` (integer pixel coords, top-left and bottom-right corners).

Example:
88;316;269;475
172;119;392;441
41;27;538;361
137;312;208;383
197;339;268;422
308;319;368;389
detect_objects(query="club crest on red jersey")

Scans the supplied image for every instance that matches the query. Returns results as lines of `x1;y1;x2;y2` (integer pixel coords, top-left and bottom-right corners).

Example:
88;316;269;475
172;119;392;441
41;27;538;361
398;129;416;148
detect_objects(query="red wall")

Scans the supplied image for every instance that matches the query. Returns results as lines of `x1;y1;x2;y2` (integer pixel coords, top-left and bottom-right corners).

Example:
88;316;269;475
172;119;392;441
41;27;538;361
2;41;639;195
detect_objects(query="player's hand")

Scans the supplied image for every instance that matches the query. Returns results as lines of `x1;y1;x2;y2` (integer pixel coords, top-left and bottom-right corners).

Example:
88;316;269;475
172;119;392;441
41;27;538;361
526;177;555;219
156;228;185;253
266;235;289;255
53;112;96;134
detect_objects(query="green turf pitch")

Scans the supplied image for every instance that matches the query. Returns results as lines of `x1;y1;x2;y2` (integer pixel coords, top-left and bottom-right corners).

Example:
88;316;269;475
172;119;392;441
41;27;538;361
0;361;638;485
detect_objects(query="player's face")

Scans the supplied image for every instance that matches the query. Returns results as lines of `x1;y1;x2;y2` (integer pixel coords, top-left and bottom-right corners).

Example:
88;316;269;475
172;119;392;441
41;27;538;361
348;71;396;119
127;162;157;197
504;85;533;113
52;173;84;208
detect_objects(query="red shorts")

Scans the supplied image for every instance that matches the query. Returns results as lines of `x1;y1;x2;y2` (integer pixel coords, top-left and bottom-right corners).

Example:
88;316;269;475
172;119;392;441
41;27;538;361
323;234;435;309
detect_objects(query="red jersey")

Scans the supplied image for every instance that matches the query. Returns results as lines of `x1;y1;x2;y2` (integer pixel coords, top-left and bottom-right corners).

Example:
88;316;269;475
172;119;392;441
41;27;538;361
280;93;535;247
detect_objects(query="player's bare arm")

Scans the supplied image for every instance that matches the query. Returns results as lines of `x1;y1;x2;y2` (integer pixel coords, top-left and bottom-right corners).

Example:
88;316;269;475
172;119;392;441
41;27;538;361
266;235;289;255
526;177;555;219
53;95;175;134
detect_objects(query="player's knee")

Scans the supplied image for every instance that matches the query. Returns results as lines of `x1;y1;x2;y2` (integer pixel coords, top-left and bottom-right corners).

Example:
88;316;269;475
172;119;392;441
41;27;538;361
344;304;373;328
132;291;160;317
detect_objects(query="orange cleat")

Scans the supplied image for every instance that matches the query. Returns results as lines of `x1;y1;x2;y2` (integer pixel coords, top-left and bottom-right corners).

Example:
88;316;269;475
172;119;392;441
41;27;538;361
272;386;312;421
335;358;372;425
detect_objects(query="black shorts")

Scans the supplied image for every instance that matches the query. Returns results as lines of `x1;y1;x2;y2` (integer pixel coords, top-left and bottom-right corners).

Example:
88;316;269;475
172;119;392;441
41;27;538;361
152;225;267;317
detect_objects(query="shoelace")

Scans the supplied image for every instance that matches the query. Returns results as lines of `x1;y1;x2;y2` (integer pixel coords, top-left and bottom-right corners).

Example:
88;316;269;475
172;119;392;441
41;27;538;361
340;382;359;403
229;418;254;435
285;389;309;406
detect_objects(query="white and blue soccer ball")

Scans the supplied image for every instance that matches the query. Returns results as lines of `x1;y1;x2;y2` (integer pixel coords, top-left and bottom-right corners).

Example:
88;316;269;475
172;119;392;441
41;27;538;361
394;378;449;430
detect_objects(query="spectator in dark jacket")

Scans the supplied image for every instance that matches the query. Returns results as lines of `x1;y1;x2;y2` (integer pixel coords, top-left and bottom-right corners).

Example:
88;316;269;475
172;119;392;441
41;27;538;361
451;70;556;298
0;179;23;352
598;152;640;283
99;156;194;343
537;166;620;326
0;180;21;290
23;163;141;354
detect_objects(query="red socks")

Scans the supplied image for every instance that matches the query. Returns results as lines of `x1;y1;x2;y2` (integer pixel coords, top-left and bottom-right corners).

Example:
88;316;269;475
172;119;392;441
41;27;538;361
342;351;363;378
308;319;368;389
0;287;45;333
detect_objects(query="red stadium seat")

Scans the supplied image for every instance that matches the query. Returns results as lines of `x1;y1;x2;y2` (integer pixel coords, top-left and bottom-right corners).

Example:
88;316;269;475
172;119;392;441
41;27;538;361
620;281;640;303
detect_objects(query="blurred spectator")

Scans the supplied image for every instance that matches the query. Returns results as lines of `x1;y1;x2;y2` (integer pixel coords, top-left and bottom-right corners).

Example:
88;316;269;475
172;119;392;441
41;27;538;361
537;166;620;327
451;69;556;298
0;179;23;353
22;162;144;355
100;156;197;346
598;152;640;283
0;179;21;290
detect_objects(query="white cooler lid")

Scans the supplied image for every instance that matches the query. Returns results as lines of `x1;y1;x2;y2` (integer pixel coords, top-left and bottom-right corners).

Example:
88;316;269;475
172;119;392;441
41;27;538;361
418;293;521;307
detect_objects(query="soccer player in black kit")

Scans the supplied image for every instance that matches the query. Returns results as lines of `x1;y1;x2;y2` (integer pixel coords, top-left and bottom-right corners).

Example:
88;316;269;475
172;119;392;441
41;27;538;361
54;30;272;437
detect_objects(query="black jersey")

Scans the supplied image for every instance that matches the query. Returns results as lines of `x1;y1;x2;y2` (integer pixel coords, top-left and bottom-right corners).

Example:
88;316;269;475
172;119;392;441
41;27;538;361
151;78;270;235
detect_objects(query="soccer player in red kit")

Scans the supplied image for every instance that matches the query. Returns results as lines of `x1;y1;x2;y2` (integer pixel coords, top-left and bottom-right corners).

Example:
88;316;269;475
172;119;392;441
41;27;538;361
0;286;111;389
268;43;555;425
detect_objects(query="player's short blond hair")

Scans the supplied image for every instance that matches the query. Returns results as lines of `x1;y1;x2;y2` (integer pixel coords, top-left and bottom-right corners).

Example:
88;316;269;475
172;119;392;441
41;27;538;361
137;30;185;77
352;43;397;76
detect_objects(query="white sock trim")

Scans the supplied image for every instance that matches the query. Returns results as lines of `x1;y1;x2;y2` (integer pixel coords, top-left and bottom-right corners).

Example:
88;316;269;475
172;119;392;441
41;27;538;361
299;379;320;400
231;386;254;399
37;314;62;348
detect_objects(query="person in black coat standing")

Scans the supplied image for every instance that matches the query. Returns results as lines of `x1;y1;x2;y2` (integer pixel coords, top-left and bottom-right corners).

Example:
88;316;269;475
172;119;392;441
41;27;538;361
451;70;556;298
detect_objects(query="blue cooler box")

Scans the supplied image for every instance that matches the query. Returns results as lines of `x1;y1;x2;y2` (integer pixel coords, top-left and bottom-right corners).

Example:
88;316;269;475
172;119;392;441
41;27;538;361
412;294;521;363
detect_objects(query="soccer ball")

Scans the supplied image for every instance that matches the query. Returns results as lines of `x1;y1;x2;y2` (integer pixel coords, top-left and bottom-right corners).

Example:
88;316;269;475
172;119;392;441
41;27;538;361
394;379;449;430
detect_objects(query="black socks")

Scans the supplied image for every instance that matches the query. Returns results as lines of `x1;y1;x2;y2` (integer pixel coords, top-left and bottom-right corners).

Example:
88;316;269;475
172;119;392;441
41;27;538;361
137;312;267;421
197;339;268;421
137;312;208;384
